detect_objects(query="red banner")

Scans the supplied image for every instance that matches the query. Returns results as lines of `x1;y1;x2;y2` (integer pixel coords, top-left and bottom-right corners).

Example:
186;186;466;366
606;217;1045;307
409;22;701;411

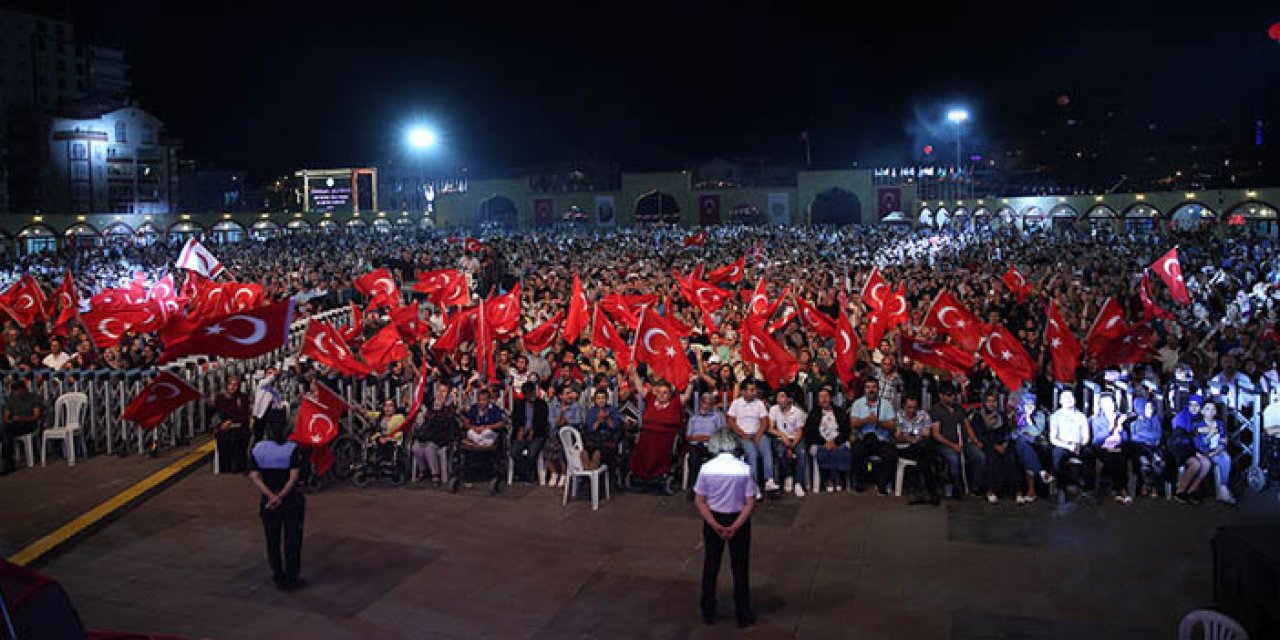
877;187;902;219
534;199;554;227
699;194;720;226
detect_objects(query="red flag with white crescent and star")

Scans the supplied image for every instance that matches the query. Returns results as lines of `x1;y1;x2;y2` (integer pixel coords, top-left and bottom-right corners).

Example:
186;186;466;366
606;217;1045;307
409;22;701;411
289;396;342;475
591;305;632;372
485;283;521;338
156;299;295;364
834;304;859;385
0;276;49;328
706;256;746;285
899;334;975;376
121;371;203;431
1044;299;1081;383
632;308;693;389
739;318;799;389
361;322;410;372
860;267;889;310
794;295;837;338
1001;264;1032;304
563;274;590;344
683;230;707;247
302;320;373;377
355;268;400;309
82;306;152;349
922;290;986;352
522;311;563;353
978;324;1036;391
1150;247;1190;305
52;271;81;337
1139;272;1175;322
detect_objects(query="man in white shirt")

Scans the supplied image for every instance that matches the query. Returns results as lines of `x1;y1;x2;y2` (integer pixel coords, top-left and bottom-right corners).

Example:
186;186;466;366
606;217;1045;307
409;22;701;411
41;338;74;370
1048;390;1094;495
694;428;757;628
726;381;776;492
767;389;807;497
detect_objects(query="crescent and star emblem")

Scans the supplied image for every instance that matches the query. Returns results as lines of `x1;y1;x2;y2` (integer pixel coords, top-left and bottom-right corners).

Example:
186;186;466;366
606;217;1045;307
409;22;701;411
208;315;267;345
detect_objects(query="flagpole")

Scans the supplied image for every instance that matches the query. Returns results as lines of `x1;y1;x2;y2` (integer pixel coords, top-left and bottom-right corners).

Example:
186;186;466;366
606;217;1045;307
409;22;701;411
630;306;647;371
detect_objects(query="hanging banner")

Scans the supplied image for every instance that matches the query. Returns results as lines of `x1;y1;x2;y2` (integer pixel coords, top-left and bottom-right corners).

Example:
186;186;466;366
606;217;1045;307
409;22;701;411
594;195;616;227
699;195;721;226
768;193;790;225
877;187;902;219
534;199;554;227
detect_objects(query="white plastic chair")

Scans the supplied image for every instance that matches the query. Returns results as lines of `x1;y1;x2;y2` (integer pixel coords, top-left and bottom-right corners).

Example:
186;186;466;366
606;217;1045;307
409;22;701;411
894;457;918;497
1178;609;1248;640
559;427;610;510
41;392;88;467
12;432;36;469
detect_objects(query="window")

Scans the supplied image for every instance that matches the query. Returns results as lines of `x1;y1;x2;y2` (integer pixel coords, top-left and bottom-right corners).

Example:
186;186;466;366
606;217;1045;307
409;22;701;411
115;121;126;143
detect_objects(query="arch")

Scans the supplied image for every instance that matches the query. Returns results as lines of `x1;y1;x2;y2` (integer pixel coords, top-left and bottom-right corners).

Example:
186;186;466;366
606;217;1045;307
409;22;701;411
934;207;950;228
1121;203;1159;234
18;223;58;255
372;218;394;234
394;216;415;228
345;218;368;235
634;190;681;224
286;218;312;234
318;218;339;234
210;220;246;244
63;222;101;237
994;206;1016;229
918;207;933;228
251;219;282;240
1226;200;1279;238
971;206;990;218
808;188;862;226
1225;200;1278;219
950;206;969;231
1085;204;1117;219
419;216;434;230
136;222;160;246
1168;203;1216;231
1049;204;1078;219
103;221;135;237
478;195;519;228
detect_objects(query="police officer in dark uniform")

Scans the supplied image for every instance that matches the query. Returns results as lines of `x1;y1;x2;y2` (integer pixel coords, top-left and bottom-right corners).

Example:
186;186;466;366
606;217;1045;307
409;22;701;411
249;423;306;591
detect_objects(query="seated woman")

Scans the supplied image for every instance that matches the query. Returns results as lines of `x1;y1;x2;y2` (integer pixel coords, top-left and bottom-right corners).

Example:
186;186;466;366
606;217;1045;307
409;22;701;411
1012;394;1049;503
628;369;693;495
1192;402;1236;505
1127;397;1165;499
367;399;406;445
1089;395;1132;505
971;393;1019;504
803;389;852;492
412;382;458;486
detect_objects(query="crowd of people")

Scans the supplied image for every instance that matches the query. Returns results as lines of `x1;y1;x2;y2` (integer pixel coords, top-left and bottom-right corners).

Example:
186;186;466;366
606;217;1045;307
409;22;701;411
1;222;1278;512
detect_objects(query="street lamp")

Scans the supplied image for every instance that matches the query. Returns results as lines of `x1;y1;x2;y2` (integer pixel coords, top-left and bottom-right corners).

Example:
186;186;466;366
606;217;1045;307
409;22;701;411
407;126;437;150
405;125;439;217
946;109;969;170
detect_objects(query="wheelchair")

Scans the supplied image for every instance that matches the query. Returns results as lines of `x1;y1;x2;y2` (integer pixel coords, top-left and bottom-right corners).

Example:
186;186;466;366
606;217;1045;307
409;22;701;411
351;435;408;487
449;426;508;494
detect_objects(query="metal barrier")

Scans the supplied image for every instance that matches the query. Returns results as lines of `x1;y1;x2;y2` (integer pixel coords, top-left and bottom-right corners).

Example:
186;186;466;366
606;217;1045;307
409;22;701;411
0;304;353;461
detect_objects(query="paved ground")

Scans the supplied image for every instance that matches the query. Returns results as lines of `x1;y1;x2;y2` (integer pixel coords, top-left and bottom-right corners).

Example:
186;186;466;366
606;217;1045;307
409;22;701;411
21;454;1280;640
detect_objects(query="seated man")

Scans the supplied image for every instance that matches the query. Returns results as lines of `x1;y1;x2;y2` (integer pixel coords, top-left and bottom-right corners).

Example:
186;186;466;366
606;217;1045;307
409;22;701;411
1;380;42;474
929;383;984;498
727;381;776;493
582;389;621;471
510;381;549;483
457;389;509;493
685;392;726;494
768;389;808;498
803;389;852;492
1049;390;1095;499
848;379;899;495
895;396;940;505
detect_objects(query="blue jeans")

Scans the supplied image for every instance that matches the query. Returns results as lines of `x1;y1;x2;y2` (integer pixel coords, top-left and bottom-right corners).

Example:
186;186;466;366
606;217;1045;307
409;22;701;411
741;434;774;483
1014;438;1043;476
1207;450;1232;488
937;443;985;493
771;438;806;488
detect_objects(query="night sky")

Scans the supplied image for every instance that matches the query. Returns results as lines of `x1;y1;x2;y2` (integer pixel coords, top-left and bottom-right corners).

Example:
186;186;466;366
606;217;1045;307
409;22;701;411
43;0;1280;179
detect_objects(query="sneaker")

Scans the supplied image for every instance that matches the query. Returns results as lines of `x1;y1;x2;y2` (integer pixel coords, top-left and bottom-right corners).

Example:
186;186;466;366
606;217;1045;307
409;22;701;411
783;477;794;492
794;484;805;498
1023;495;1037;504
1015;495;1027;505
755;487;763;500
1217;486;1237;505
1039;470;1052;484
987;493;998;504
764;479;780;492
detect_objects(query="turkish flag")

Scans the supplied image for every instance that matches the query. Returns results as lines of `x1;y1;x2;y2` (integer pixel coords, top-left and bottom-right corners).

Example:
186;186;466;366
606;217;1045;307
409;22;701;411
132;298;176;334
876;187;902;219
432;306;478;353
1001;264;1032;304
740;318;799;389
157;299;295;364
634;308;693;389
89;285;148;312
523;311;562;353
979;324;1036;391
397;363;432;434
899;334;976;376
1044;299;1081;383
683;231;707;247
834;305;859;384
149;273;178;305
355;268;400;309
1085;297;1128;344
121;372;202;431
600;293;653;329
465;238;484;254
361;322;409;372
680;274;731;314
219;282;264;315
860;267;889;310
706;256;745;285
341;302;364;343
427;271;470;309
591;305;631;371
866;283;909;347
302;320;372;377
766;307;796;334
82;306;152;348
476;298;496;382
794;296;837;338
389;301;431;343
1090;323;1152;368
52;271;81;337
413;268;464;295
289;396;342;475
1139;272;1175;322
563;273;590;344
744;278;772;317
922;290;986;352
178;271;206;305
0;276;48;327
485;283;521;338
1150;247;1191;305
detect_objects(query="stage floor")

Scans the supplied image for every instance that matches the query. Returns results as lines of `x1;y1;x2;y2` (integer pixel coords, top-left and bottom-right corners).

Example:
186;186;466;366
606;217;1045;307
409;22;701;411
39;467;1280;639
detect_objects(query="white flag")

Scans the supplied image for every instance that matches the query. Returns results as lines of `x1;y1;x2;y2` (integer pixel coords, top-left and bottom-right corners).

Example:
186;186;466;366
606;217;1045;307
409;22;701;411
175;238;226;278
